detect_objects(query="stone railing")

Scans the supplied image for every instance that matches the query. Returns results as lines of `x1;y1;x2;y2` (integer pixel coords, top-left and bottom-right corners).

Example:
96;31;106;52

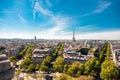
0;54;15;80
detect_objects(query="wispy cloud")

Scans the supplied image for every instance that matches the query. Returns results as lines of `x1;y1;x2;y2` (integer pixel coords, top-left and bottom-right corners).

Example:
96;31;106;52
45;0;52;7
31;0;72;38
18;14;26;23
78;25;99;33
93;1;111;13
79;1;111;17
38;16;70;38
33;1;53;21
79;25;96;30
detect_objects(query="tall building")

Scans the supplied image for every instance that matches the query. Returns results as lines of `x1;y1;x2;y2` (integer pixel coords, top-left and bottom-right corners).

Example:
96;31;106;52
72;31;76;42
35;36;36;40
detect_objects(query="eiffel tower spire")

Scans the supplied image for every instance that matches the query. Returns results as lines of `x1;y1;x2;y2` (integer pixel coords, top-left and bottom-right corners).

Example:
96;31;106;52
72;30;76;42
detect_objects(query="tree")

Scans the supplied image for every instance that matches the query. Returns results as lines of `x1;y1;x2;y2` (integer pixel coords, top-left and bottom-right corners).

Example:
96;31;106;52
40;56;52;72
84;57;97;75
19;46;28;56
58;51;63;56
58;74;68;80
99;42;119;80
20;58;31;69
25;52;32;59
67;61;84;77
63;64;68;73
9;56;18;64
52;43;64;58
100;59;119;80
99;42;108;63
40;64;49;72
41;56;52;68
77;63;84;75
67;67;76;76
52;45;59;58
19;44;34;71
35;64;40;71
25;47;33;59
106;42;111;57
27;64;34;72
99;51;105;63
53;56;64;72
52;51;58;58
58;43;64;56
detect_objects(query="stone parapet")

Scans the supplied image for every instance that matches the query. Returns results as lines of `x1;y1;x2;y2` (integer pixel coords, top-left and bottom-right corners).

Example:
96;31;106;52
0;67;15;80
0;54;15;80
0;54;8;61
0;60;10;72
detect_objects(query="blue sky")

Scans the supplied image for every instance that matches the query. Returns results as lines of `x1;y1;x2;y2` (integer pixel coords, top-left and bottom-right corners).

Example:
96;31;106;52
0;0;120;39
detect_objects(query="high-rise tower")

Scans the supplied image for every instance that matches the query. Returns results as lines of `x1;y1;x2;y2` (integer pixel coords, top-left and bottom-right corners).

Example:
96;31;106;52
72;30;76;42
35;36;36;40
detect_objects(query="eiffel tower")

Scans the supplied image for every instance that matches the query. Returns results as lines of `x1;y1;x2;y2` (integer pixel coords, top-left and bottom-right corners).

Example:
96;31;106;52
72;30;76;42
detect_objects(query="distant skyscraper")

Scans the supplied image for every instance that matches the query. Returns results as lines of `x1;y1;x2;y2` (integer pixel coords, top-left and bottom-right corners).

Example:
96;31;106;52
72;31;76;42
35;36;36;40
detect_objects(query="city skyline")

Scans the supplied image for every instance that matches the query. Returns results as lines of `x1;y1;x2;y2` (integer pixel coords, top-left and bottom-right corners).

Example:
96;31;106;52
0;0;120;39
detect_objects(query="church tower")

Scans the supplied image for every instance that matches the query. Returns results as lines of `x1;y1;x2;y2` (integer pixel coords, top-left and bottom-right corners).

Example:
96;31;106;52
72;30;76;42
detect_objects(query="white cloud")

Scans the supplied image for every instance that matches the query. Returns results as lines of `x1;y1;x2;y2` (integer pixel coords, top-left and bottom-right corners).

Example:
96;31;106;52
31;0;71;38
32;0;55;21
49;16;69;34
30;0;118;40
33;1;52;18
18;14;26;23
79;25;97;30
78;25;99;33
0;27;33;39
0;31;35;39
76;30;120;40
33;10;36;21
45;0;52;7
0;29;120;40
37;30;120;40
79;1;111;17
93;1;111;13
37;15;70;39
